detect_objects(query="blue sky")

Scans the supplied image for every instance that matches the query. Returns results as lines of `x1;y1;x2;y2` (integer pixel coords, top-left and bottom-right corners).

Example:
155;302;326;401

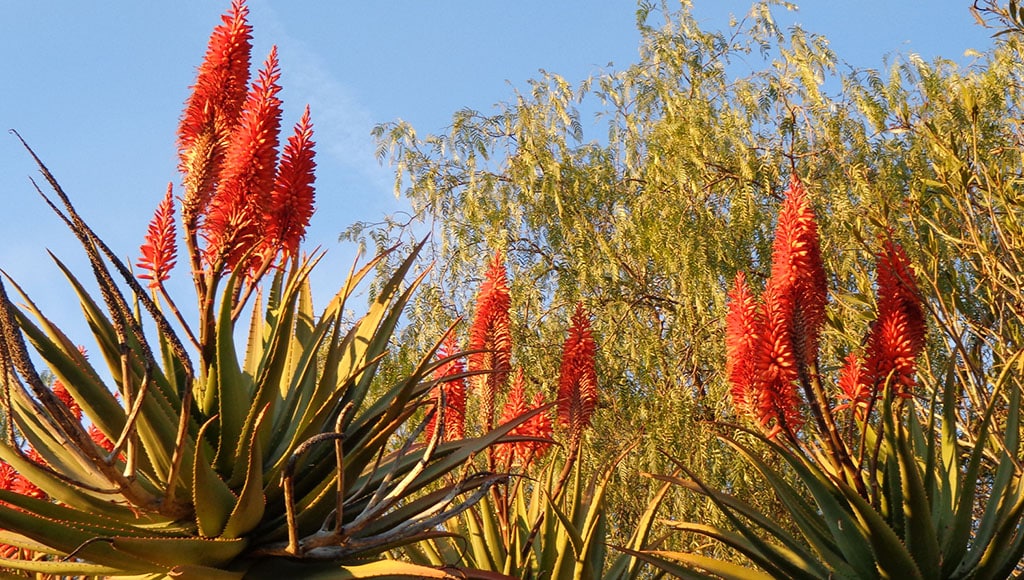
0;1;995;344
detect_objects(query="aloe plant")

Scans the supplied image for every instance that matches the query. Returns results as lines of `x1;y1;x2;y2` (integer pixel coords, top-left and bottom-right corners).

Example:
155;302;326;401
637;175;1024;578
405;256;664;579
0;2;519;577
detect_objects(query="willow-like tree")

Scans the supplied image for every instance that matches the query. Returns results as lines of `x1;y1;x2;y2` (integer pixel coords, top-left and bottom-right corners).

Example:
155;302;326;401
357;0;1024;556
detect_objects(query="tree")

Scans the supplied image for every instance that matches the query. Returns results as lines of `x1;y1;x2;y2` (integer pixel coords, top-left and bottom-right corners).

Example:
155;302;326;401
359;0;1024;558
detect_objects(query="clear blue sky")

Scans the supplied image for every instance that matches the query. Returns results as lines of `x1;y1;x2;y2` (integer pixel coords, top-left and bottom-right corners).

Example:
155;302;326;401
0;1;995;343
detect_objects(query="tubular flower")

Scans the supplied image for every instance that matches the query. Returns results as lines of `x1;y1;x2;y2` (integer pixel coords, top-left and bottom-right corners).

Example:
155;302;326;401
425;334;467;443
88;424;118;457
557;303;598;446
865;240;925;397
494;369;530;467
178;0;252;227
467;252;512;432
495;370;553;468
137;183;178;289
725;272;761;418
52;379;82;421
526;391;554;461
264;105;316;261
834;353;870;420
11;449;47;501
202;46;283;273
0;461;17;490
768;174;827;372
0;461;20;559
751;284;804;439
11;475;46;501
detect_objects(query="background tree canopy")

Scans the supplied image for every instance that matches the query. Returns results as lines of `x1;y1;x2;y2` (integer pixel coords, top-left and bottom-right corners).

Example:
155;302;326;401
348;0;1024;554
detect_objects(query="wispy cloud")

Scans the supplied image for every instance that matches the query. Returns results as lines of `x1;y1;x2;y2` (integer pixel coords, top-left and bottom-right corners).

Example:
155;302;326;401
248;1;396;199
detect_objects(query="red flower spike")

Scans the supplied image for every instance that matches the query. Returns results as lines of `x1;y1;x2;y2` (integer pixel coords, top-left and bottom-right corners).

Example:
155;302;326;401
768;175;827;371
12;449;47;501
835;353;870;420
265;105;317;261
425;334;467;443
202;46;284;272
494;369;530;467
137;183;178;289
467;252;512;432
178;0;253;225
865;240;925;397
525;391;554;461
88;424;116;454
11;474;46;501
495;370;553;468
0;461;17;491
557;303;598;446
752;284;804;438
52;379;82;421
725;272;761;419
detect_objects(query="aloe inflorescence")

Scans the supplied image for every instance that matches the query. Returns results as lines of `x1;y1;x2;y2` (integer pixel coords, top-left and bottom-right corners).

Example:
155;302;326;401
0;2;518;578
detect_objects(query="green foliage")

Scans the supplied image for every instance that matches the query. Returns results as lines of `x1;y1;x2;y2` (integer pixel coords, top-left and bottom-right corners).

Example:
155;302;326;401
357;0;1024;564
640;359;1024;578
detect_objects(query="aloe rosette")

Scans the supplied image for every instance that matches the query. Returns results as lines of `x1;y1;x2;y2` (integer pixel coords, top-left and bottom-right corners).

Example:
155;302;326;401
0;2;521;578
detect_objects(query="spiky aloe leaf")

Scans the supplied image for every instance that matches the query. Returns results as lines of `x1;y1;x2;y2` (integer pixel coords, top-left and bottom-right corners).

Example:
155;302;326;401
48;255;183;478
605;472;674;580
685;436;846;578
193;417;238;538
221;406;269;539
0;557;126;577
622;546;774;580
212;273;254;474
242;558;514;579
886;404;940;577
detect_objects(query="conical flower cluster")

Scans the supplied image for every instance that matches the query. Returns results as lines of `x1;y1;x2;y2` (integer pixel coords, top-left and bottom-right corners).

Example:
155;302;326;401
429;252;595;467
494;369;553;468
557;303;598;447
141;0;316;287
725;176;926;435
865;240;925;396
137;183;178;289
425;334;467;443
467;252;512;432
178;0;252;228
726;175;822;438
837;239;925;415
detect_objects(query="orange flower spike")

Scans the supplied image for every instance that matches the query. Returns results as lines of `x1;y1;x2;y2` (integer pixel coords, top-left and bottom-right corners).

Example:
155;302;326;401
202;46;284;272
769;175;827;370
835;353;870;420
467;252;512;431
425;334;467;442
266;105;317;261
557;303;598;446
495;369;531;466
137;183;178;290
0;461;17;491
178;0;253;226
88;424;116;454
875;240;925;353
13;449;48;500
52;379;82;421
524;391;554;464
753;284;804;438
725;272;761;419
865;241;925;397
